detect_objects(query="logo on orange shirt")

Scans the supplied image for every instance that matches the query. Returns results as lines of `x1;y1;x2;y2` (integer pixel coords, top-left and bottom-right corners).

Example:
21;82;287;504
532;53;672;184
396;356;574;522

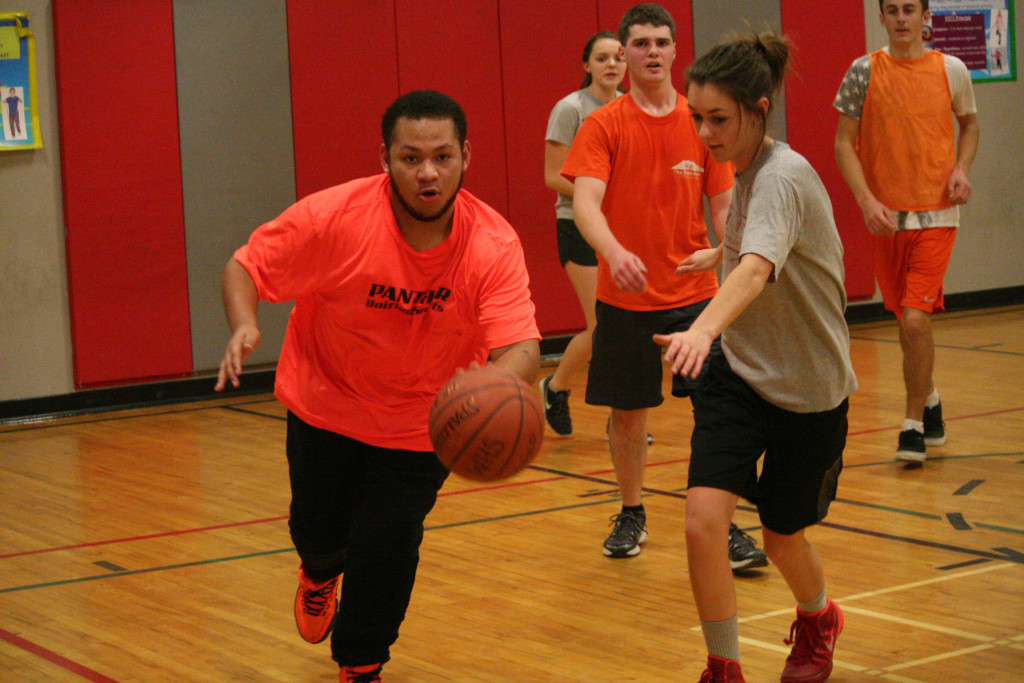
671;159;704;178
365;284;451;315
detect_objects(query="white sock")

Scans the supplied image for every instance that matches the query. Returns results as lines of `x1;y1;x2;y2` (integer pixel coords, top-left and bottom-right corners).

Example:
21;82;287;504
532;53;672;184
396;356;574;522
799;589;828;614
925;389;940;409
701;615;740;663
902;418;924;433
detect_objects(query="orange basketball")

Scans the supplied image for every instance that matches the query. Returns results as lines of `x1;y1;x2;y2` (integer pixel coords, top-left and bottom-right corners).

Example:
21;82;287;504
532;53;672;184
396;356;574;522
429;365;544;481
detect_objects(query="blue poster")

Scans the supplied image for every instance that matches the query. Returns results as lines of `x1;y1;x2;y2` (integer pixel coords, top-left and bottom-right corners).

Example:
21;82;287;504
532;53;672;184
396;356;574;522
926;0;1015;82
0;12;41;150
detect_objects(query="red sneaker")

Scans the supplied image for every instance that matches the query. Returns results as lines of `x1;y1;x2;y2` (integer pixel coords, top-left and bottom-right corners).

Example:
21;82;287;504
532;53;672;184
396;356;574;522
699;655;745;682
781;599;843;683
340;663;383;682
294;564;339;643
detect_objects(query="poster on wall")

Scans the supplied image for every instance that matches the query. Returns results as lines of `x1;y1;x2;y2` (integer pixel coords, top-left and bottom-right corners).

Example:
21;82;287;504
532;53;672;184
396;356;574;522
0;12;41;150
926;1;1015;82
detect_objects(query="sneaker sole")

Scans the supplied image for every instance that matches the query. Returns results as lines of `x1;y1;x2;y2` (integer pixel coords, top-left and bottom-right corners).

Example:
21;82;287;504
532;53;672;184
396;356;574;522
605;433;655;445
923;435;946;446
895;449;926;463
603;530;648;557
781;602;843;683
295;597;337;644
730;555;769;570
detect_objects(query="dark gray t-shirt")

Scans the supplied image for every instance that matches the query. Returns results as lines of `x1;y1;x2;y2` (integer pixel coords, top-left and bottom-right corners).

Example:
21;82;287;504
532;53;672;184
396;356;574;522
722;141;857;412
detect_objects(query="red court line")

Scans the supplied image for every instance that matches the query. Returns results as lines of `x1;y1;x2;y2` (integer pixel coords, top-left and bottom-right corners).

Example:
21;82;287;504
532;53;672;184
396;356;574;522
0;516;287;560
0;626;120;682
1;457;691;561
849;405;1024;436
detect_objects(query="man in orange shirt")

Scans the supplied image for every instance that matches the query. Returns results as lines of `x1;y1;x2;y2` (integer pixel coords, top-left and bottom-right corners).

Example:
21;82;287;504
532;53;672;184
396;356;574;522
563;3;765;570
216;90;540;682
835;0;979;462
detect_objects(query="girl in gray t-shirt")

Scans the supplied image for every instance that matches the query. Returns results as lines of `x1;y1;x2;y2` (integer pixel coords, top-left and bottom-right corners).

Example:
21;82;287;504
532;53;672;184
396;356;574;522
653;31;856;683
538;31;625;438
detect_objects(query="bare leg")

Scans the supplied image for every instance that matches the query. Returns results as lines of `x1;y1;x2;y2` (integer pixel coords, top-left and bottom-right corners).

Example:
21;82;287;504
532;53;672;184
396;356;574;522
762;527;825;603
686;486;740;622
608;407;648;506
900;307;935;422
548;262;597;393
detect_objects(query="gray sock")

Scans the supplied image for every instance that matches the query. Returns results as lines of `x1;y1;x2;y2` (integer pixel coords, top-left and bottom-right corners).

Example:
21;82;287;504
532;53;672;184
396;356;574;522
701;614;740;662
798;589;828;614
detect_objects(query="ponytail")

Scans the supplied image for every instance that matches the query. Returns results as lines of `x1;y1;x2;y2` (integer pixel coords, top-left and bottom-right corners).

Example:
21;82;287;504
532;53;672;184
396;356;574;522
687;30;791;133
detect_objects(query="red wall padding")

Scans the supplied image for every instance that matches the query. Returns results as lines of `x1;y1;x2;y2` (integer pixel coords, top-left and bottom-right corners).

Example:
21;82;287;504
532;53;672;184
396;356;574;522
781;0;875;300
54;0;192;387
393;0;509;217
286;0;400;198
500;0;600;335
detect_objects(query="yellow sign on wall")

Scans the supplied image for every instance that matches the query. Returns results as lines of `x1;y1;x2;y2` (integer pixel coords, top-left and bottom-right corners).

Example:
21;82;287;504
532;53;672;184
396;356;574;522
0;12;41;150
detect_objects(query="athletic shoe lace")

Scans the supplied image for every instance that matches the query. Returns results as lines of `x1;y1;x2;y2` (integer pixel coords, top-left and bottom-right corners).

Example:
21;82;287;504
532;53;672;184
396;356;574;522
608;512;644;543
729;526;757;555
300;581;336;616
784;613;828;666
548;393;570;422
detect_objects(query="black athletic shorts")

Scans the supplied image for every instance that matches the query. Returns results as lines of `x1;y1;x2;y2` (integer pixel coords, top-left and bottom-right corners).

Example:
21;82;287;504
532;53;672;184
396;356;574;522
556;218;598;267
689;353;848;535
585;298;721;410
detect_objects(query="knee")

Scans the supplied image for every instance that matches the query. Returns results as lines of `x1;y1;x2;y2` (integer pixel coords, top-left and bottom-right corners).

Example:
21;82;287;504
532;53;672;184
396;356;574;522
685;506;729;548
900;310;931;339
761;528;804;564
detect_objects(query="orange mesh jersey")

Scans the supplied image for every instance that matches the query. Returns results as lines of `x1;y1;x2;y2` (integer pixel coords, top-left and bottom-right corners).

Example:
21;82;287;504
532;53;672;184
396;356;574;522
858;49;955;211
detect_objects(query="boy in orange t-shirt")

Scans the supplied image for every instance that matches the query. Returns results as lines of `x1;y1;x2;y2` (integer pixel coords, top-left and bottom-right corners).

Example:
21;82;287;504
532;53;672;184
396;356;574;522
215;91;540;682
835;0;979;463
562;4;758;565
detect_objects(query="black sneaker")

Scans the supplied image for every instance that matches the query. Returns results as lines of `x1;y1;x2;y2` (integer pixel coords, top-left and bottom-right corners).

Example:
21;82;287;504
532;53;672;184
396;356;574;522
895;429;926;462
539;375;572;435
605;418;655;446
923;402;946;446
603;510;647;557
729;523;768;571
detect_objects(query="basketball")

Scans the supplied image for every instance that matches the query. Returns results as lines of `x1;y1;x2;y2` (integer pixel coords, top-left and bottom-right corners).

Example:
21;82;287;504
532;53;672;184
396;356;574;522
429;365;544;481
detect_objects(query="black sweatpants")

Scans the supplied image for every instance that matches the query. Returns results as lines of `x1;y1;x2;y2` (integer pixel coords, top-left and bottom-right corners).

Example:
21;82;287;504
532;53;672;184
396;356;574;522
286;412;449;667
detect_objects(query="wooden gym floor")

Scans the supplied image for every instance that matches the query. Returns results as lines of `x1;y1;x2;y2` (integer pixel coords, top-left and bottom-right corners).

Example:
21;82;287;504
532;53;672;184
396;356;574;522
2;305;1023;681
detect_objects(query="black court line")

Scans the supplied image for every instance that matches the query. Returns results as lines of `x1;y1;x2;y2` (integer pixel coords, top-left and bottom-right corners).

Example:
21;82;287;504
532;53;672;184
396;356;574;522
936;557;992;571
0;397;280;433
93;561;127;572
222;404;287;420
847;334;1024;357
954;479;985;495
842;450;1024;468
946;512;971;530
3;460;1023;597
3;481;1021;597
848;305;1024;332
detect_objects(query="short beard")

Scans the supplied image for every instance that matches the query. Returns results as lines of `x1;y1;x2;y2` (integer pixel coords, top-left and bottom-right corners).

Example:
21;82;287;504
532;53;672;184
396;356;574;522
389;172;463;223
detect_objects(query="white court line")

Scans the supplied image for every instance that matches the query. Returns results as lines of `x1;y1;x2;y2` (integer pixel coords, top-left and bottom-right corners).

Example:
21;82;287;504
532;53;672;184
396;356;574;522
688;562;1020;678
737;636;872;675
838;561;1016;603
858;671;926;682
840;605;994;642
685;561;1017;629
884;642;1001;672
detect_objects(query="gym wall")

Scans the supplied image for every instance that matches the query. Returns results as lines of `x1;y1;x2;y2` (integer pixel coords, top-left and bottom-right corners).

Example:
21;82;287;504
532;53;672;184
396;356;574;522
2;0;1021;402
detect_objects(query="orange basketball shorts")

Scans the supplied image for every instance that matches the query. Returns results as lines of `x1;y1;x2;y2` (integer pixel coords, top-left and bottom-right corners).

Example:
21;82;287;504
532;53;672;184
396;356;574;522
872;227;956;320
